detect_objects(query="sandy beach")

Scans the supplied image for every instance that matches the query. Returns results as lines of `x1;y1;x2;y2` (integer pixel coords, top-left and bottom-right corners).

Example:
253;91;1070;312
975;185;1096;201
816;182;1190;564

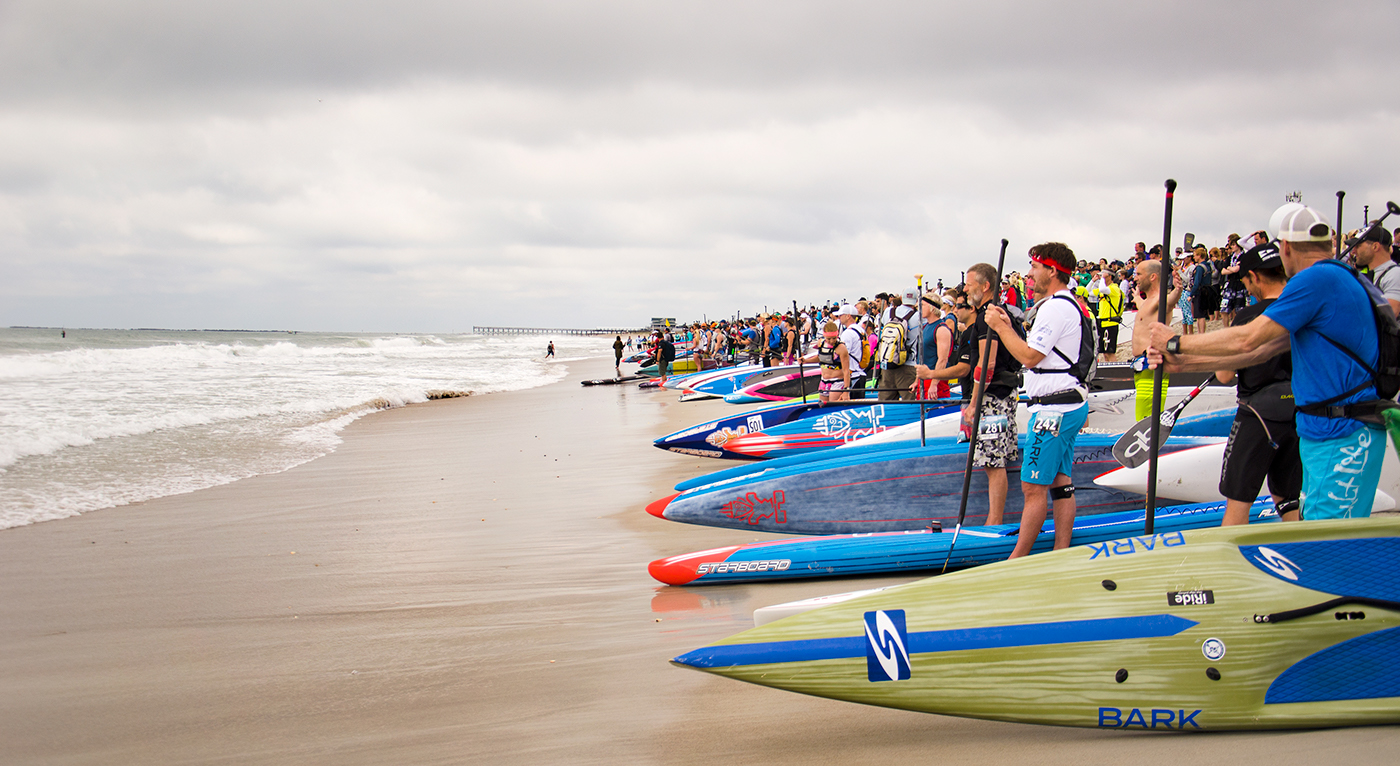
2;354;1397;765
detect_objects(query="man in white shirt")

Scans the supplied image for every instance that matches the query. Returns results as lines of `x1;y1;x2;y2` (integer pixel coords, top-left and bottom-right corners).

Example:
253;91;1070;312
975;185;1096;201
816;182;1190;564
985;242;1090;558
835;304;868;399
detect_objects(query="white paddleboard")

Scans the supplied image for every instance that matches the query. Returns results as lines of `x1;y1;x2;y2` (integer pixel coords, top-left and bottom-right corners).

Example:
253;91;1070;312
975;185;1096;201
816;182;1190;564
844;386;1234;449
753;587;890;627
1093;440;1399;513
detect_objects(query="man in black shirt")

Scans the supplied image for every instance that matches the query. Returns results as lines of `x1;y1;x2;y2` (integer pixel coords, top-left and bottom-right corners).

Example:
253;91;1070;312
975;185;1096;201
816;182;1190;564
1153;242;1300;526
918;264;1021;524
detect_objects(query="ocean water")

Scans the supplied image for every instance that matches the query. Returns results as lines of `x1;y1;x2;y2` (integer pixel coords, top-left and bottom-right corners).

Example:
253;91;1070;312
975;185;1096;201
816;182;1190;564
0;328;614;530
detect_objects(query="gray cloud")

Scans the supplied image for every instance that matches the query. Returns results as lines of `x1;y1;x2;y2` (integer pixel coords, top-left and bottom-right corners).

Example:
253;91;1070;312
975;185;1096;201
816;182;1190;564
2;1;1398;330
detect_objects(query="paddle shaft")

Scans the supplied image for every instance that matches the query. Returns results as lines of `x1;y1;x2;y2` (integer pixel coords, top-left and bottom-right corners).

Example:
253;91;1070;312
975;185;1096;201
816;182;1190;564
1146;179;1177;535
795;300;805;404
1336;191;1345;259
943;239;1008;573
918;274;927;447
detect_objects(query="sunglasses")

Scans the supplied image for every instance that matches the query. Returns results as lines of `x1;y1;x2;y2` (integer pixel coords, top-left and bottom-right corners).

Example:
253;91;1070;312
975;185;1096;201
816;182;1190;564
955;303;972;310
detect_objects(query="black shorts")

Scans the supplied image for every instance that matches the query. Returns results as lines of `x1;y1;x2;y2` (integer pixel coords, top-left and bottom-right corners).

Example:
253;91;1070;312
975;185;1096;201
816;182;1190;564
1219;411;1302;503
1191;292;1210;320
1099;323;1119;354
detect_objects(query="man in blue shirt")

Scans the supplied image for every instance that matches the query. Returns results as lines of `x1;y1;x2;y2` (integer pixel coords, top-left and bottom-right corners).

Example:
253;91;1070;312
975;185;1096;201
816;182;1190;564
1148;204;1385;520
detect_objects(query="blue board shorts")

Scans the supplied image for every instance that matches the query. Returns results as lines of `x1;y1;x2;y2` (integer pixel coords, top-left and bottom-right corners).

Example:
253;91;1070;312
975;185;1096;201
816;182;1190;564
1022;404;1089;486
1299;426;1385;520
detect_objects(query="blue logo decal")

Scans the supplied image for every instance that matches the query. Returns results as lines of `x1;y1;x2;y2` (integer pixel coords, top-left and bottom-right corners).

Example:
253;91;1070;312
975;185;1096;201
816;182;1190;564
864;610;911;682
1098;707;1202;729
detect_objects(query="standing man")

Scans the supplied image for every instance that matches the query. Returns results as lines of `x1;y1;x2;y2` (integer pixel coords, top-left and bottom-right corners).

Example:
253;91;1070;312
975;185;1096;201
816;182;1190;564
1149;205;1386;520
918;290;956;400
1189;246;1211;333
656;333;676;385
1349;227;1400;314
1091;269;1125;363
613;335;625;376
1129;259;1179;419
985;242;1090;557
875;294;920;401
1152;242;1300;525
915;294;1008;524
949;263;1020;522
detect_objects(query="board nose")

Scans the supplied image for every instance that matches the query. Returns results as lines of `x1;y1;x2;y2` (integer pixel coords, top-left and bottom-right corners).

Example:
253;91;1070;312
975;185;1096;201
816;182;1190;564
646;492;681;519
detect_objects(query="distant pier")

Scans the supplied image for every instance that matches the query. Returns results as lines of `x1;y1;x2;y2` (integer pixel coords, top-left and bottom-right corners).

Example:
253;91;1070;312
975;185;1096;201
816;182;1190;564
472;326;647;337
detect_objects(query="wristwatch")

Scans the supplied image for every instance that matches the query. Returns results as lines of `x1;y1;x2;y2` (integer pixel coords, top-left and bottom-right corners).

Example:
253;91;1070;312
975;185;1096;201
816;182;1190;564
1165;335;1182;355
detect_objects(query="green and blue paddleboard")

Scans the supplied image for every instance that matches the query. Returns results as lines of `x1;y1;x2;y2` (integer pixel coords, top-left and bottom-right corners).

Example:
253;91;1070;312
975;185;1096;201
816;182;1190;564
673;517;1400;730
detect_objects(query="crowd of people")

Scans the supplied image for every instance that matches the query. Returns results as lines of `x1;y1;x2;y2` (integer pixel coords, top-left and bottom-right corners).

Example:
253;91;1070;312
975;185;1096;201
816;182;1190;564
633;204;1400;552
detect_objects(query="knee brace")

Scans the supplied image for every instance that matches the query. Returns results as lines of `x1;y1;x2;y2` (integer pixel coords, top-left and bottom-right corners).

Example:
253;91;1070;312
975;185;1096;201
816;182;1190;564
1276;498;1300;515
1050;484;1075;501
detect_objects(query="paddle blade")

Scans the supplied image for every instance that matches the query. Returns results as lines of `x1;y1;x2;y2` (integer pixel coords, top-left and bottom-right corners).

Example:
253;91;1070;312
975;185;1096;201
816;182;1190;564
1111;413;1172;469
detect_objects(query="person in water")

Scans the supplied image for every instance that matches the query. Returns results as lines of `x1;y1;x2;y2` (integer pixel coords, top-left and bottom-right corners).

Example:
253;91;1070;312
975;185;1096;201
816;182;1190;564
546;341;555;358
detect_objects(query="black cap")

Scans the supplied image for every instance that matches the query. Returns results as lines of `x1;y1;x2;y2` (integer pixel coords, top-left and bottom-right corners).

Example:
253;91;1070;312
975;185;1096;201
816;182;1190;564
1237;242;1282;275
1346;226;1394;249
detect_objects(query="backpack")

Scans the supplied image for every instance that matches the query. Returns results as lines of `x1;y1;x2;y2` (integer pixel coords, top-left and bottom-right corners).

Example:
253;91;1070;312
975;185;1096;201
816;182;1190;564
850;324;874;369
1031;294;1098;384
876;306;917;368
1307;260;1400;405
767;325;783;350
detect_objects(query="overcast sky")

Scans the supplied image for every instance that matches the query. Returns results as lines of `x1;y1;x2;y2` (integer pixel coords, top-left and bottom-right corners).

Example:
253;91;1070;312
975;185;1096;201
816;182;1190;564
2;0;1397;332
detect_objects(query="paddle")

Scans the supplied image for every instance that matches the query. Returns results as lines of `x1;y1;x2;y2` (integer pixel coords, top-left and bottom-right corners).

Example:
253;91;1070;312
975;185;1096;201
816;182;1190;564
793;300;806;404
1336;191;1346;258
1111;376;1212;469
1144;179;1177;535
942;238;1008;574
916;273;926;447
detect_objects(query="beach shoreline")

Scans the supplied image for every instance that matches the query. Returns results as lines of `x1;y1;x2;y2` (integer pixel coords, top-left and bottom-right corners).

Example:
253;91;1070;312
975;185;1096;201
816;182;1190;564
1;355;1396;764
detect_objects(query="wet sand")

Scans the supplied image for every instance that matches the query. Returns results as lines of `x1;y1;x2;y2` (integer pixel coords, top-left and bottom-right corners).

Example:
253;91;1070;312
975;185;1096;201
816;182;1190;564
0;356;1396;764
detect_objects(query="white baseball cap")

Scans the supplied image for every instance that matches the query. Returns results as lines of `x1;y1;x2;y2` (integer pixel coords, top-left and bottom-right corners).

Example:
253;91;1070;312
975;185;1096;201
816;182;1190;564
1270;203;1332;243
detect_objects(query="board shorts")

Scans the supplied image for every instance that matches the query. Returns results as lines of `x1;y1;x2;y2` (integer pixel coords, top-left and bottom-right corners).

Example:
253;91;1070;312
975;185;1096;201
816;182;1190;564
972;394;1019;469
1299;426;1385;520
818;378;843;394
1178;293;1194;326
1221;284;1249;314
1133;370;1170;420
1099;323;1120;355
1022;404;1089;485
1219;410;1301;504
918;379;953;400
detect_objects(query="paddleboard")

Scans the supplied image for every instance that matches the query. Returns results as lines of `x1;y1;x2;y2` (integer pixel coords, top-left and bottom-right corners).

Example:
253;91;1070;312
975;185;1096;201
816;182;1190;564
580;374;647;386
721;403;960;459
653;400;882;459
1094;441;1400;513
672;516;1400;730
648;498;1275;586
687;365;801;398
648;434;1223;535
724;368;823;404
848;387;1236;450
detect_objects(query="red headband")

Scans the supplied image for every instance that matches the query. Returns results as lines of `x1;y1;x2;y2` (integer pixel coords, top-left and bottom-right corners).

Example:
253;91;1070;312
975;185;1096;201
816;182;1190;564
1030;253;1072;275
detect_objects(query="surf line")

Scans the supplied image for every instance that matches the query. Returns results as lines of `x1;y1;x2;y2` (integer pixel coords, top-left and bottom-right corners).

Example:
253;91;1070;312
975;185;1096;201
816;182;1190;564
674;614;1197;668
